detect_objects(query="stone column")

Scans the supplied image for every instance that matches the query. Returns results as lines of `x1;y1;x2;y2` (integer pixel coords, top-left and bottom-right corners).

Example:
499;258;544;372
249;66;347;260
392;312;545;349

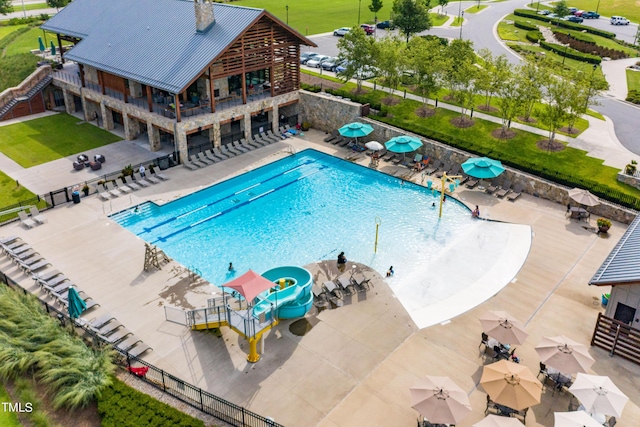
244;112;252;138
100;103;114;130
175;126;188;163
62;89;75;114
148;122;161;152
212;121;220;147
129;81;143;98
81;96;90;121
271;104;279;131
123;115;140;140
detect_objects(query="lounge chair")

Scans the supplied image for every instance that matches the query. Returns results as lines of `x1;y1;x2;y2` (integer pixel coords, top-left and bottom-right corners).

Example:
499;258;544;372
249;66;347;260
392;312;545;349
183;160;199;171
267;130;283;142
336;276;356;295
46;280;72;295
88;314;116;330
330;136;345;146
221;144;239;157
97;187;112;200
135;172;157;186
241;138;262;149
18;258;51;273
113;180;132;194
33;269;63;283
496;180;512;198
351;274;370;292
324;130;339;143
507;183;524;201
485;178;501;195
104;182;122;198
232;140;251;153
213;147;231;159
261;131;279;143
204;149;224;162
11;249;40;262
434;162;452;178
36;273;68;289
128;342;152;357
93;320;123;336
115;335;143;352
123;176;142;191
143;172;162;184
424;160;442;175
3;243;31;256
153;170;169;180
29;207;47;224
100;327;132;344
465;175;479;188
18;211;37;228
410;154;423;165
226;143;244;155
196;152;216;165
0;236;20;245
188;155;208;168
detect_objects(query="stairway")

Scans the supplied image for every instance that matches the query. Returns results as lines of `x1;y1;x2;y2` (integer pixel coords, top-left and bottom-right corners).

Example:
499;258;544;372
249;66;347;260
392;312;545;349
0;75;53;120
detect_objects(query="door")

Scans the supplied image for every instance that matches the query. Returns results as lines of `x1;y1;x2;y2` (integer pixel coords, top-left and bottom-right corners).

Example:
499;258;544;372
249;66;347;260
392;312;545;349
613;303;636;325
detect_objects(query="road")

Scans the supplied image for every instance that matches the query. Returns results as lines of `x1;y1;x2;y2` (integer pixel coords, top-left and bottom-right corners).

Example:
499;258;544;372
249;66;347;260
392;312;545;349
308;0;640;155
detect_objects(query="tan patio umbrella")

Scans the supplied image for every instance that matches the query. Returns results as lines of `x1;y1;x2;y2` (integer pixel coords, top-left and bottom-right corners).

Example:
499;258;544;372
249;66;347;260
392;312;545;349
479;310;529;345
473;414;524;427
410;375;472;425
553;411;603;427
569;373;628;418
480;360;542;411
568;188;599;207
535;336;595;374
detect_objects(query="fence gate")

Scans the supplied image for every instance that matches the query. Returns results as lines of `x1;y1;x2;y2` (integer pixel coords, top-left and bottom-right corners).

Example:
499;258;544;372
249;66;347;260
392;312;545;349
591;312;640;365
164;306;188;325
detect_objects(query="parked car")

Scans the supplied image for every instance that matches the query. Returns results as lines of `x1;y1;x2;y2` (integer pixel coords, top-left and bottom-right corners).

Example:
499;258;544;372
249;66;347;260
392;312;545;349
336;62;377;80
537;10;550;15
300;52;319;64
574;10;584;17
333;27;351;36
583;11;600;19
566;15;583;23
611;16;630;25
376;20;394;29
321;57;342;72
568;7;578;14
360;24;375;35
306;55;330;68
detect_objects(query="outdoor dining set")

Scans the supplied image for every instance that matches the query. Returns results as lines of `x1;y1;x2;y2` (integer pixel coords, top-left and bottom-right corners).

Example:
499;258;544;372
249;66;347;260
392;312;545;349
409;310;626;427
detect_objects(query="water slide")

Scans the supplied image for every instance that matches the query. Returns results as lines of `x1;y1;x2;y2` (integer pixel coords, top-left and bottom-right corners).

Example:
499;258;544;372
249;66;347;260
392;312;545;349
253;266;314;320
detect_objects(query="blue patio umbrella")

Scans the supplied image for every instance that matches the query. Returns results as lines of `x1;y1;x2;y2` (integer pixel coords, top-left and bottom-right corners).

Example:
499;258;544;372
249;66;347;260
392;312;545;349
385;135;423;163
338;122;374;146
67;286;86;319
461;157;505;179
50;41;56;56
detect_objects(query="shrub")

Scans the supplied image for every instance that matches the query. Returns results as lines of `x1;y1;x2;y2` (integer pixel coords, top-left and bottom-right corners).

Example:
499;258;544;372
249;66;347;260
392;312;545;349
626;89;640;104
514;20;538;32
526;30;542;43
539;40;601;64
419;34;449;46
597;218;612;227
512;9;616;38
554;31;629;59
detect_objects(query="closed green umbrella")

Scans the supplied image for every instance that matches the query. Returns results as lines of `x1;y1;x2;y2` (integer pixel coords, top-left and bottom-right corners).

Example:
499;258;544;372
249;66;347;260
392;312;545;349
38;36;45;52
461;157;505;179
68;286;86;319
50;41;56;56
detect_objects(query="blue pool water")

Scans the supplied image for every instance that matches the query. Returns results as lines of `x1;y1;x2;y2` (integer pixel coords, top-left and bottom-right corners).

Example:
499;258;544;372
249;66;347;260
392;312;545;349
111;149;476;289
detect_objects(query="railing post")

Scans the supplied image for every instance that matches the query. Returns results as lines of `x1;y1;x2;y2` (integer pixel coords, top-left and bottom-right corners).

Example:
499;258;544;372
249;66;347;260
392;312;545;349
242;407;246;426
199;388;204;411
161;369;166;391
611;324;621;357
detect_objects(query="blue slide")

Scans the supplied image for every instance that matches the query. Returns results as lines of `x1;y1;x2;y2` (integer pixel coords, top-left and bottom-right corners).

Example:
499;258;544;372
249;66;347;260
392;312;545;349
252;266;314;320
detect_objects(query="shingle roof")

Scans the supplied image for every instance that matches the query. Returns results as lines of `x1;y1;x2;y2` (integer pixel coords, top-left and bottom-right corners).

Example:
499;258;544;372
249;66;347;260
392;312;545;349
590;215;640;286
41;0;269;93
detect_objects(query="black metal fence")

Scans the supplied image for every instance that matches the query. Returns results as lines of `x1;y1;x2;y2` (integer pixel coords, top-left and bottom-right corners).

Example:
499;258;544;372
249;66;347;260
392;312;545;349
0;270;284;427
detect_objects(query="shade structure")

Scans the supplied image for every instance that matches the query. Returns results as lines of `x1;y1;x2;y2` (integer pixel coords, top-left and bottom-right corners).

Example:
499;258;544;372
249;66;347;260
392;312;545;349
67;286;86;319
338;122;374;139
473;414;524;427
535;336;595;374
480;360;542;410
553;411;603;427
480;310;529;345
568;188;599;207
569;373;628;417
50;40;56;56
461;157;505;179
222;269;275;304
410;376;472;425
384;135;423;153
365;140;384;151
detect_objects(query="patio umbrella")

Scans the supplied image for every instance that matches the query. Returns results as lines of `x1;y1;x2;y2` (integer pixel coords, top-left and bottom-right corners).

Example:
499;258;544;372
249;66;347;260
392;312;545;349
480;310;529;345
38;36;45;59
365;140;384;151
67;286;86;319
568;188;599;207
480;360;542;410
473;415;524;427
535;336;595;374
569;373;628;417
50;40;56;56
461;157;505;179
410;375;472;425
553;411;603;427
384;135;423;163
338;122;373;146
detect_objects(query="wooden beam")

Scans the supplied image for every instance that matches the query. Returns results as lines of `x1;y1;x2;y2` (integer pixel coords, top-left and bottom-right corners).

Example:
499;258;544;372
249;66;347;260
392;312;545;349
146;85;153;112
123;78;128;103
78;64;85;87
241;36;247;105
174;94;181;123
97;70;105;94
56;33;65;64
209;66;216;113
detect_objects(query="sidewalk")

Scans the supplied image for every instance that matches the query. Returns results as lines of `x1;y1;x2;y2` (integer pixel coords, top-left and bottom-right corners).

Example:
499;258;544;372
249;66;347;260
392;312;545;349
601;57;638;99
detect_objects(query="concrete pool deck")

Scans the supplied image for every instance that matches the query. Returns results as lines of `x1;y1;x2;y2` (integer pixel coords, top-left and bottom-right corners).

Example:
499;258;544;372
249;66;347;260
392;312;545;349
1;130;639;426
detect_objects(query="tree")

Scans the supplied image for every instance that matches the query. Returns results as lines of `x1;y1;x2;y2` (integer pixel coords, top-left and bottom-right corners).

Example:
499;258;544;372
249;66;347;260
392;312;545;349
369;0;384;27
495;67;519;138
0;0;13;15
392;0;432;42
407;36;446;108
47;0;69;11
538;72;572;146
337;27;377;92
374;36;406;95
514;59;548;122
475;49;511;110
438;0;448;15
553;0;570;18
564;68;607;133
443;39;477;118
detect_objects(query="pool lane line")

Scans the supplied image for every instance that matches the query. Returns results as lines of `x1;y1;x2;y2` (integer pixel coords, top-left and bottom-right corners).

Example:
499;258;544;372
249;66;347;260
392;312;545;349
234;183;260;195
135;159;318;235
152;165;329;243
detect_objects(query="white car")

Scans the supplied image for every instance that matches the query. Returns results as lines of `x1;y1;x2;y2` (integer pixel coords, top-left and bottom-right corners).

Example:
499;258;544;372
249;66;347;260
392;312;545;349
306;55;330;68
333;27;351;37
611;16;630;25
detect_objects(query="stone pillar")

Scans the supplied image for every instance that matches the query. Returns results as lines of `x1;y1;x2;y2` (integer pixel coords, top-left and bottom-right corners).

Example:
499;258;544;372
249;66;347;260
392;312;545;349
123;115;140;140
62;89;75;114
271;105;279;131
129;81;143;98
212;122;220;147
81;96;90;121
244;112;252;138
148;122;161;152
175;126;188;163
100;103;114;130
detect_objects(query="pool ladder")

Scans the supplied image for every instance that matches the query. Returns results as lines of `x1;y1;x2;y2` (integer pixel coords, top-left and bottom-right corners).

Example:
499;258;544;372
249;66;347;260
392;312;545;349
187;266;202;283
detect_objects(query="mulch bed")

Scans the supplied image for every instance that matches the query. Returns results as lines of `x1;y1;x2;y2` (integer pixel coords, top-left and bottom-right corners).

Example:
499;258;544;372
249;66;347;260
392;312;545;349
382;96;400;106
477;105;499;113
536;139;566;152
491;128;517;140
559;126;580;135
415;106;436;118
450;116;475;128
518;116;537;123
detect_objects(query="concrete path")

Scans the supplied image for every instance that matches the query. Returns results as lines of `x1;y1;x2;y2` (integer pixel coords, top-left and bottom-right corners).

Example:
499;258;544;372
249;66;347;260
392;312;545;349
601;58;639;99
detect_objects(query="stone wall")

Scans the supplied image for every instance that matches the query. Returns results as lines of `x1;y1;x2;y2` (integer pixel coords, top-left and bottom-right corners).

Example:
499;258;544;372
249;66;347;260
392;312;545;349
617;172;640;190
298;91;637;224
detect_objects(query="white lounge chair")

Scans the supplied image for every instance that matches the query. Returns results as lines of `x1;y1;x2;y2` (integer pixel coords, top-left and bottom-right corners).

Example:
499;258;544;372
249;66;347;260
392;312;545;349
29;207;47;224
18;211;36;228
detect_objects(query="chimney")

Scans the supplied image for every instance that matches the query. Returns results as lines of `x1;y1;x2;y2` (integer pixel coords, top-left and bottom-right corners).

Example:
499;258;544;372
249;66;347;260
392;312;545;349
195;0;215;33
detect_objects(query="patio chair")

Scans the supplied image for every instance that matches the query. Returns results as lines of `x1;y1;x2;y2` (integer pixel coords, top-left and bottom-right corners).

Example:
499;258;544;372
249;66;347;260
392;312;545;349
267;130;282;142
33;269;63;283
36;273;68;289
507;183;524;201
537;362;548;380
465;174;479;189
213;146;231;159
350;273;370;292
88;314;116;330
10;249;40;263
485;178;501;195
324;130;339;143
434;162;451;178
336;276;356;295
196;152;216;165
261;131;278;143
18;211;37;228
0;236;20;246
122;176;142;191
93;320;124;336
29;207;47;224
115;335;143;353
232;140;251;153
226;143;244;155
183;159;201;171
240;138;260;149
18;258;51;274
336;138;351;148
495;180;513;198
607;416;617;427
221;144;240;157
4;243;32;256
479;332;489;350
100;327;132;344
424;160;442;175
204;149;223;162
188;155;208;167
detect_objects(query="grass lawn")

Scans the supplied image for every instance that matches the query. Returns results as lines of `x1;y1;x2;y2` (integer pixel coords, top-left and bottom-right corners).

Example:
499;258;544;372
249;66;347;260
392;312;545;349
549;0;640;23
497;19;531;42
465;5;488;13
4;28;63;57
0;24;26;39
0;383;22;427
430;13;449;27
451;16;463;27
0;113;121;168
627;69;640;92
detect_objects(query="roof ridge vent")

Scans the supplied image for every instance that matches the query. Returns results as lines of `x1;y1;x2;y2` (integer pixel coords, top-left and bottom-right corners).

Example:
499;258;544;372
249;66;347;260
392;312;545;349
195;0;215;33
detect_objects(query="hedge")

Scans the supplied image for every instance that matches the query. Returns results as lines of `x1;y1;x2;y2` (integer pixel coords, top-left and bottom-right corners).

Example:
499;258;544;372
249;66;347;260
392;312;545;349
627;90;640;104
553;29;595;44
539;40;601;64
514;20;538;32
554;31;629;60
97;378;205;427
513;9;616;39
526;30;542;43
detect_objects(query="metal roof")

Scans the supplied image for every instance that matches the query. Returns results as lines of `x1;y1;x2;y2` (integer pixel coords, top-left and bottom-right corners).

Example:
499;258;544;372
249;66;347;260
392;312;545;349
590;215;640;286
41;0;268;94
